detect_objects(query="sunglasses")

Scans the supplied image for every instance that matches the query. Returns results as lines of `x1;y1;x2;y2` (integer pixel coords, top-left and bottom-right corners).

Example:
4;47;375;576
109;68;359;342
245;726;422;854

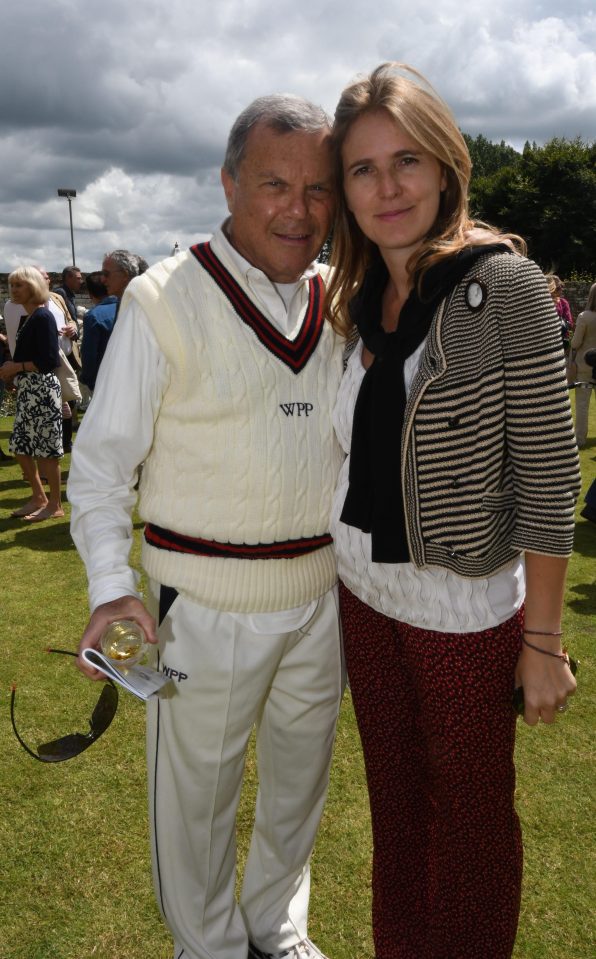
10;649;118;763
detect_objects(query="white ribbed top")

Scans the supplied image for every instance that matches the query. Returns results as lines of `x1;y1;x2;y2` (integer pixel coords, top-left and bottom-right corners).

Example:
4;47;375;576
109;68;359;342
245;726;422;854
331;340;525;633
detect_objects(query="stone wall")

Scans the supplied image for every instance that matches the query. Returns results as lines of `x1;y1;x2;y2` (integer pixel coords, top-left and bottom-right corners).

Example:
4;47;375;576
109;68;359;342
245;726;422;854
1;274;93;323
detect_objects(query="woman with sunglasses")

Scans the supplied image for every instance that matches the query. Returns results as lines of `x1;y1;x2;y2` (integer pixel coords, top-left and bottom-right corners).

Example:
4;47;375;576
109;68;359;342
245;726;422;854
0;266;64;520
326;63;580;959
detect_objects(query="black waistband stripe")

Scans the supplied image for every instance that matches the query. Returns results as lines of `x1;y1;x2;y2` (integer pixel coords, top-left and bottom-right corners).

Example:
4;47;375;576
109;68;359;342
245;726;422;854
145;523;332;560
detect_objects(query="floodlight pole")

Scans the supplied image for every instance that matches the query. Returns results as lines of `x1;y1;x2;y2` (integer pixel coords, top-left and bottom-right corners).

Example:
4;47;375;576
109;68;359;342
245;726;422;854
57;189;77;265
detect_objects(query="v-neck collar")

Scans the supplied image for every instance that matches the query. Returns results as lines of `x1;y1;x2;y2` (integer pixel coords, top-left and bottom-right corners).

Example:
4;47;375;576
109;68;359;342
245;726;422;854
191;241;325;374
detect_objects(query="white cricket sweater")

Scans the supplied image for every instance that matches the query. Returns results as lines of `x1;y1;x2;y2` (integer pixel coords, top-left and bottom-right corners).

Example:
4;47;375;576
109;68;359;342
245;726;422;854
126;244;344;612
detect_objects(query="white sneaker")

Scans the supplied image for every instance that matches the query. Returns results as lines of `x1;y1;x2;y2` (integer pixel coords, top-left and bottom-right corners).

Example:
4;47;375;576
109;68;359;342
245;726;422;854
248;938;329;959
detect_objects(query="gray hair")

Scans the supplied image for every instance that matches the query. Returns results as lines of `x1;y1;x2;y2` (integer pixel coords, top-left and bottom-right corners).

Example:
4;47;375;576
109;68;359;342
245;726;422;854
223;94;332;179
106;249;148;278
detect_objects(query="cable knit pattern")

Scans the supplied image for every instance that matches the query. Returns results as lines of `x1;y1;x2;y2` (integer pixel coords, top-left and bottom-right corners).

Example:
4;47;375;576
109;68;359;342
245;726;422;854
123;250;344;612
331;252;580;625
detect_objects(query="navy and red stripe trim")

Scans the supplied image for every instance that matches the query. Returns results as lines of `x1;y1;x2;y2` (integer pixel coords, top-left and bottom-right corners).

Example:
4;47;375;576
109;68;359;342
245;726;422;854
145;523;332;560
190;241;325;374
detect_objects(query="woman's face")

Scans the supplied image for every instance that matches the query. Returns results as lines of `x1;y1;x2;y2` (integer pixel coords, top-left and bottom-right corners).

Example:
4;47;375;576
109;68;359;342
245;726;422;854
342;110;446;261
9;278;33;306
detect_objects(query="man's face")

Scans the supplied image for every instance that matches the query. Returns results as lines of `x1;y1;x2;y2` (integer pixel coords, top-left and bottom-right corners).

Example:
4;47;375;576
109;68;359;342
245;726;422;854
101;257;130;299
221;123;335;283
66;269;83;293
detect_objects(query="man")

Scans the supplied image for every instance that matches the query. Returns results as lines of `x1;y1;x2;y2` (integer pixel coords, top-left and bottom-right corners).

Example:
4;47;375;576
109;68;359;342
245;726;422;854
101;249;149;307
68;94;343;959
78;271;118;392
53;264;83;329
51;266;85;444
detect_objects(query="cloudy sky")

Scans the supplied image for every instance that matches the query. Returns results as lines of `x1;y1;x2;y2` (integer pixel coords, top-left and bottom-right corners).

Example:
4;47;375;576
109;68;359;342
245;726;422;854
1;0;594;272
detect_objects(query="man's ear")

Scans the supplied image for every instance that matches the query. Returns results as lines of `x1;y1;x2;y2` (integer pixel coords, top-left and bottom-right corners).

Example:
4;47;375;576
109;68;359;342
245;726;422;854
221;168;236;213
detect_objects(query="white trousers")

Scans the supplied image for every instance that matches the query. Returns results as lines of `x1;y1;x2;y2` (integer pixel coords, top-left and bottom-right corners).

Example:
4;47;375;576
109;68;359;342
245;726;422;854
574;381;594;447
145;582;343;959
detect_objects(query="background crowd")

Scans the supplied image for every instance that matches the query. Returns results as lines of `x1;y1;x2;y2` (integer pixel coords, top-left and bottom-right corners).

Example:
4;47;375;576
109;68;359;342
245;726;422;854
0;250;149;507
1;256;594;476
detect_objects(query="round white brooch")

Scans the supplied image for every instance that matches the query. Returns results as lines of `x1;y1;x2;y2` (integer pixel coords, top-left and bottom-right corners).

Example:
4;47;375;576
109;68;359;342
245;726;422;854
465;280;487;311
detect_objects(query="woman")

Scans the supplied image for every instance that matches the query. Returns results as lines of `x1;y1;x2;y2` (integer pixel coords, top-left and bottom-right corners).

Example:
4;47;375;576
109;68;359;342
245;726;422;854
545;273;574;350
570;282;596;447
0;266;64;520
0;329;12;460
326;63;581;959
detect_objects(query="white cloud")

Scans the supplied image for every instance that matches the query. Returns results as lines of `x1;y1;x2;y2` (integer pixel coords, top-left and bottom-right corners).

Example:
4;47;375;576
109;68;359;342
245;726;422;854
0;0;594;270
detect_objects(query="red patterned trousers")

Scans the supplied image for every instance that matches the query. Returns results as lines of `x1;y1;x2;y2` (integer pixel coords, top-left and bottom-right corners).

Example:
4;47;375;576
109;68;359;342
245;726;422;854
339;582;523;959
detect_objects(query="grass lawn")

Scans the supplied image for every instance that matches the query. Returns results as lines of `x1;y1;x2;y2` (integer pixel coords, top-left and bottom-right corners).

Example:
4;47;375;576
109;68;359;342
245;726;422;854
0;396;594;959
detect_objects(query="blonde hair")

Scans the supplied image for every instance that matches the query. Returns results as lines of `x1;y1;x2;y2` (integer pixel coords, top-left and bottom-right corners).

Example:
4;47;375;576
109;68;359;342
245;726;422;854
326;62;525;336
544;273;563;297
8;265;50;304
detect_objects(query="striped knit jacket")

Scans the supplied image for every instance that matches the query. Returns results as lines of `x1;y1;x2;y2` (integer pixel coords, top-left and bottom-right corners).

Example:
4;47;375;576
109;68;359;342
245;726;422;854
400;251;581;576
122;243;344;613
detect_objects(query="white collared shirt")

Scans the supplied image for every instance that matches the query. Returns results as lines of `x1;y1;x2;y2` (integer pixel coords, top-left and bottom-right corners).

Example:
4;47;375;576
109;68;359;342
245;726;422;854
68;226;323;631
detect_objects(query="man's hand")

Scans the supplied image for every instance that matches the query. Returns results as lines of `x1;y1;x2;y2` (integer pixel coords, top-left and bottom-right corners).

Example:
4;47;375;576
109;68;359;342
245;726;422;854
77;596;157;680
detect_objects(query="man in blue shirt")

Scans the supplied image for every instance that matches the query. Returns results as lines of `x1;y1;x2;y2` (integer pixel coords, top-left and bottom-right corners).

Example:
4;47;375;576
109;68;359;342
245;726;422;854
79;272;118;392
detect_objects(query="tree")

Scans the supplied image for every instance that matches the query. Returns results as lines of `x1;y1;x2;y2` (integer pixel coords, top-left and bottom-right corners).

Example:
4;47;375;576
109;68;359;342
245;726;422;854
463;133;520;179
469;137;596;276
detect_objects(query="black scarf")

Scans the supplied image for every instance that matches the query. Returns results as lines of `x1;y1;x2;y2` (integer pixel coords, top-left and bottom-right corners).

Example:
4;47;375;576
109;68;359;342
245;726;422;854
340;245;508;563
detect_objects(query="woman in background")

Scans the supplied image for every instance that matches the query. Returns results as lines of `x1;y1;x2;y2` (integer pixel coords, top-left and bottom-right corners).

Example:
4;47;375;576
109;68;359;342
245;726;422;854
0;327;11;460
0;266;63;520
570;282;596;447
546;273;574;350
326;63;580;959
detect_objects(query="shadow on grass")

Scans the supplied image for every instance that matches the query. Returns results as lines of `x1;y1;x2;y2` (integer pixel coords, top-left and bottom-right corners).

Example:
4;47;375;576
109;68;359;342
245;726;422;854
573;518;596;558
0;517;76;552
0;478;28;493
567;580;596;614
0;466;69;482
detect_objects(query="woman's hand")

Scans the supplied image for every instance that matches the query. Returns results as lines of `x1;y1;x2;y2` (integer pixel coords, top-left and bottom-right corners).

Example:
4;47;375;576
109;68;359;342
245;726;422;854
520;552;576;725
0;360;20;382
77;595;158;680
515;641;576;725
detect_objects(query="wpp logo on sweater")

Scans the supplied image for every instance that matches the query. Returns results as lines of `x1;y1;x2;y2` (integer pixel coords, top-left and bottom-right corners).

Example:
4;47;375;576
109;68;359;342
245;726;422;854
279;402;314;417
